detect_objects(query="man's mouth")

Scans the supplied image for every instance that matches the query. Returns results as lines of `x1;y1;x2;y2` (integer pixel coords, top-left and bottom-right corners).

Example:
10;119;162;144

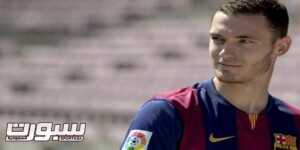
218;63;242;67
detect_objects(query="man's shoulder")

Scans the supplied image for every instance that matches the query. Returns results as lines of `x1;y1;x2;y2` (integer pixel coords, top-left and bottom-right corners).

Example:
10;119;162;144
153;86;195;101
272;97;300;130
272;96;300;117
152;82;204;110
149;80;209;115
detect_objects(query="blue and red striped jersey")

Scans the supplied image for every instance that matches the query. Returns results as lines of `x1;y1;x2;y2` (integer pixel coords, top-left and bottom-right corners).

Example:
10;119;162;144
120;79;300;150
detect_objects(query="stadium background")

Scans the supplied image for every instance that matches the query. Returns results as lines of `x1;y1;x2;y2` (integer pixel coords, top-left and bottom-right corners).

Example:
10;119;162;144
0;0;299;149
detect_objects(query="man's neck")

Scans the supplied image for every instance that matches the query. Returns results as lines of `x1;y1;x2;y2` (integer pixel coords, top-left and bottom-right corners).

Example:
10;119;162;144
213;76;270;114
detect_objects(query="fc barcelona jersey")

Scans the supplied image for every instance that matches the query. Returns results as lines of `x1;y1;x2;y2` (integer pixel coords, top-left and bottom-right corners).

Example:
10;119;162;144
120;79;300;150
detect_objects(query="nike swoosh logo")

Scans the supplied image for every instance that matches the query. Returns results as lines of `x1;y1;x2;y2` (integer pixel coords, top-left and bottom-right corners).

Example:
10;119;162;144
209;133;235;143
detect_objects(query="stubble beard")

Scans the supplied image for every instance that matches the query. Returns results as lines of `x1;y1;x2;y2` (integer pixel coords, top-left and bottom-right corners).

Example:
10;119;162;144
214;56;274;85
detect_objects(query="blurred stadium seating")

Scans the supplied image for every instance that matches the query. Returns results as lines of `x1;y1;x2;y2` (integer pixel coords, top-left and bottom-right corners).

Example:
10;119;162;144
0;0;299;149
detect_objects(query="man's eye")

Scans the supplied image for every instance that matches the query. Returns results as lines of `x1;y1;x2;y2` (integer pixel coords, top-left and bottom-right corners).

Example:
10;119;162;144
238;39;254;44
211;36;225;44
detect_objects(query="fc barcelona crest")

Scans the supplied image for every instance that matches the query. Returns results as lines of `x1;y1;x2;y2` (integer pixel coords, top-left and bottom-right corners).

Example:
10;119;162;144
273;133;297;150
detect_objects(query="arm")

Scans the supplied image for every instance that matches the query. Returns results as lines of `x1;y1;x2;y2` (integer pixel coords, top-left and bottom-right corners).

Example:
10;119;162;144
120;100;183;150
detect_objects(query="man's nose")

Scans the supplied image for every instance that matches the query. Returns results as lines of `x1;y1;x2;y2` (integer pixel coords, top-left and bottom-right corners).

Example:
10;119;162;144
218;43;237;59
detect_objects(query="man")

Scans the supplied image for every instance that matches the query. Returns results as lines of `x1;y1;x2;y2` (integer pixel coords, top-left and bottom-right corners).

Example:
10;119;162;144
121;0;299;149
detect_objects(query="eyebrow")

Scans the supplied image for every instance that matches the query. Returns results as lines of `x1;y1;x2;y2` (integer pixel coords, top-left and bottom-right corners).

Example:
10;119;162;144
236;35;253;39
209;33;223;37
209;33;254;39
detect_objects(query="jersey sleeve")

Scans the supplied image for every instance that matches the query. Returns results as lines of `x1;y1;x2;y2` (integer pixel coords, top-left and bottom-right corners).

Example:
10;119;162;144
120;100;183;150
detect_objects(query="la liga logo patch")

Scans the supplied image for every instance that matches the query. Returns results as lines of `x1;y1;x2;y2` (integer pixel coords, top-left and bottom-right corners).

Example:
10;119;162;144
122;130;152;150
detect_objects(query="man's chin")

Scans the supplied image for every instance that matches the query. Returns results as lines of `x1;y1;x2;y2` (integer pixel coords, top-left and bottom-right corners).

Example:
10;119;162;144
215;74;246;84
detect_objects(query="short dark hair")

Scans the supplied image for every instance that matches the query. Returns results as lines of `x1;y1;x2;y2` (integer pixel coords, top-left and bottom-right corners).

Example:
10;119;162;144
217;0;289;39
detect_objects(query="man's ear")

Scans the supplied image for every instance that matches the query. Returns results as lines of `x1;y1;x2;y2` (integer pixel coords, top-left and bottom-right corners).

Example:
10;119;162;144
273;36;292;56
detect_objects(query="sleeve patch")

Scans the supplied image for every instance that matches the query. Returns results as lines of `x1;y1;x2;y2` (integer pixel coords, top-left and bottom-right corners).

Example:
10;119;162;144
121;129;153;150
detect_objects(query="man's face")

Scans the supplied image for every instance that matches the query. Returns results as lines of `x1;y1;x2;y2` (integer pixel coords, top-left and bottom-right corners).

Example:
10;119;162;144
209;11;277;83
